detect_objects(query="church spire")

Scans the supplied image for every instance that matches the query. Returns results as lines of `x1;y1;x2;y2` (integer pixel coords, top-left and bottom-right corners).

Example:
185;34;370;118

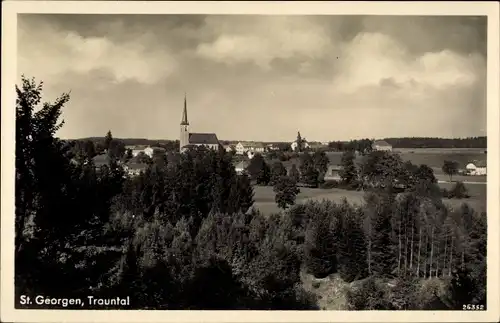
181;92;189;125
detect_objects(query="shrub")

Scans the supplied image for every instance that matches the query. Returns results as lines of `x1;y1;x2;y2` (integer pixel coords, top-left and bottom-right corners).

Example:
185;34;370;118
443;182;469;199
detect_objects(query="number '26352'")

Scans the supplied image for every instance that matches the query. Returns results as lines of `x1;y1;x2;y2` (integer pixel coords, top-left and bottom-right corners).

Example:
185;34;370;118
463;304;485;310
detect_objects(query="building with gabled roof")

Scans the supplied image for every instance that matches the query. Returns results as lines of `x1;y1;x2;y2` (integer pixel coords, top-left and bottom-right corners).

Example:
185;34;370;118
465;160;487;176
372;140;392;151
179;94;221;152
235;141;266;155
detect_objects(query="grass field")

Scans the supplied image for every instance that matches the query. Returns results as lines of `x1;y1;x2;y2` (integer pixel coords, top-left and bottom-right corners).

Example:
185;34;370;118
253;182;487;216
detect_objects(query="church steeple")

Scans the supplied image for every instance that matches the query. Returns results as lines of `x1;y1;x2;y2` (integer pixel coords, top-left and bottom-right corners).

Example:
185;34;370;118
181;93;189;126
180;92;190;152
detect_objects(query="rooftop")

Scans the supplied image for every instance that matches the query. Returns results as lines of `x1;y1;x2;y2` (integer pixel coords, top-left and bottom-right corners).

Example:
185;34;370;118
189;133;219;145
470;160;487;167
373;140;391;147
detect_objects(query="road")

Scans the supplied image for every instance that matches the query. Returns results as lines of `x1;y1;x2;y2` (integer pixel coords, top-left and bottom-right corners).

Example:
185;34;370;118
438;180;486;185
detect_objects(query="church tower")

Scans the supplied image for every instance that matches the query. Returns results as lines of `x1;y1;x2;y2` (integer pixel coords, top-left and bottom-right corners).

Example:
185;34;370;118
180;93;189;152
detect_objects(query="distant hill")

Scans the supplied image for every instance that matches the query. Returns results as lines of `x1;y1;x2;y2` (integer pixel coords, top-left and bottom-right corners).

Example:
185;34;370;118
73;137;178;146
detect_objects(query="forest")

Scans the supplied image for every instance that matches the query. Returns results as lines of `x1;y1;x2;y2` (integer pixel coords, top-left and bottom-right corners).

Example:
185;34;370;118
15;76;487;310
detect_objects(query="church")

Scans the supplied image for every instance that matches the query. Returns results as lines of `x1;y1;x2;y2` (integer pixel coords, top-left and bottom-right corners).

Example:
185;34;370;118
179;94;221;152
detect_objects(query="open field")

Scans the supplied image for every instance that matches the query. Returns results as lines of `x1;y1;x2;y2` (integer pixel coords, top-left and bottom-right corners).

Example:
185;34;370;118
253;182;487;215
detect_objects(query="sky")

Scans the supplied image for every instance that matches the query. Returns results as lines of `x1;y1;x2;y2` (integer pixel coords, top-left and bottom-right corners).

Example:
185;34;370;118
17;14;487;142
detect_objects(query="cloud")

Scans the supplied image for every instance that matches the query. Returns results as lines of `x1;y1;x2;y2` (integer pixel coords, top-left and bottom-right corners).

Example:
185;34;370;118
195;16;335;70
18;18;177;85
333;32;485;95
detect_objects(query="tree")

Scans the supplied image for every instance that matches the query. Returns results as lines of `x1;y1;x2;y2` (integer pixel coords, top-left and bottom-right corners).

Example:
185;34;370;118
236;173;255;213
448;181;469;199
312;151;329;175
339;151;358;188
15;76;124;304
289;164;300;183
442;160;459;182
108;139;126;161
83;140;97;160
269;161;287;186
104;130;113;151
444;267;476;309
246;153;270;185
360;150;403;189
125;148;133;162
337;204;368;282
346;277;394;310
299;153;319;188
295;131;304;152
137;151;152;164
273;176;300;210
304;207;338;278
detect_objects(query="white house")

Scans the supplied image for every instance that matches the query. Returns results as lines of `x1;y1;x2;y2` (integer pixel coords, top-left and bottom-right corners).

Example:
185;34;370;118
372;140;392;152
324;165;342;181
291;140;310;151
267;144;279;151
223;144;235;153
125;145;148;157
123;162;148;177
235;142;265;155
144;146;166;158
465;160;487;176
234;161;249;175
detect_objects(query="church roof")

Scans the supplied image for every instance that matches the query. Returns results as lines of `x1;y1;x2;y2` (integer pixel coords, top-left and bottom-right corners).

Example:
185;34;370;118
189;133;219;145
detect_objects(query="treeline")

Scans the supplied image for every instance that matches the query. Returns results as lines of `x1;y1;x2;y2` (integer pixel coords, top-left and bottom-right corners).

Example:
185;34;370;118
15;77;486;310
74;137;180;152
384;137;487;149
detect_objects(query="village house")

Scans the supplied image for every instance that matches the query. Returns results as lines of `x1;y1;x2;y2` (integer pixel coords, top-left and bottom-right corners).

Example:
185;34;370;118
235;141;266;155
291;140;310;151
234;160;250;175
324;165;343;181
266;144;279;151
308;142;328;151
125;145;148;157
144;146;166;158
372;140;393;152
179;94;221;152
123;162;148;177
223;144;235;153
465;160;487;176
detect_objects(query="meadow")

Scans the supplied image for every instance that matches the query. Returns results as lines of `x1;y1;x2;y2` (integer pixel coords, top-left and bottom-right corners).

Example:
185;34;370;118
253;182;487;216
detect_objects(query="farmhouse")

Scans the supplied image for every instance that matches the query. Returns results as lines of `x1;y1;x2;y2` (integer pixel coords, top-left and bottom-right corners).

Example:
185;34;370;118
372;140;392;152
465;160;487;176
235;141;266;155
308;142;328;151
324;165;342;181
123;162;147;177
125;145;148;157
144;146;166;158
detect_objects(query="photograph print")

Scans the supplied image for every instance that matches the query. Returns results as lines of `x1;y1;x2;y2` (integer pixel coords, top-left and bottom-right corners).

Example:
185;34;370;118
2;1;499;322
